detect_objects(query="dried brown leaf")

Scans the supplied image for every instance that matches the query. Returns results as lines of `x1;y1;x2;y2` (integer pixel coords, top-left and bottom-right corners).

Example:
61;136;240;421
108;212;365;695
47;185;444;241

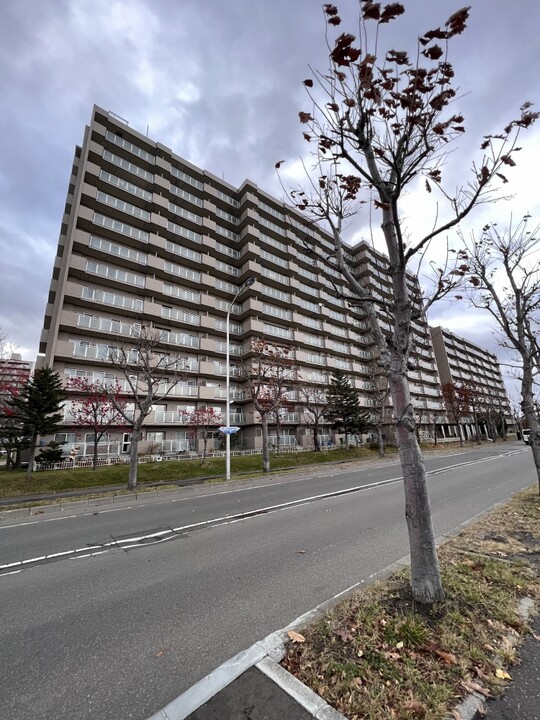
288;630;306;643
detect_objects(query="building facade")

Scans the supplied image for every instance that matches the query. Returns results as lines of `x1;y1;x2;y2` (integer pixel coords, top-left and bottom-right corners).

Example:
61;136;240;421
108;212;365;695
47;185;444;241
430;326;513;440
38;105;448;458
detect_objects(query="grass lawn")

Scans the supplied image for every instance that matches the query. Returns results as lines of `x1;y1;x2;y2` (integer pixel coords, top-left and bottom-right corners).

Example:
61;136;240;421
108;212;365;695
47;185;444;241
0;445;396;499
283;487;540;720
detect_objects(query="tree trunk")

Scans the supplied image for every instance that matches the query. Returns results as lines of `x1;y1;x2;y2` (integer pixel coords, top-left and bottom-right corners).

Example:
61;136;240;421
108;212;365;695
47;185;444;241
26;433;38;479
458;423;464;447
202;431;207;461
521;363;540;494
127;427;140;491
473;409;481;445
433;420;438;447
93;433;99;470
313;426;320;451
390;372;444;604
377;425;385;457
261;414;270;473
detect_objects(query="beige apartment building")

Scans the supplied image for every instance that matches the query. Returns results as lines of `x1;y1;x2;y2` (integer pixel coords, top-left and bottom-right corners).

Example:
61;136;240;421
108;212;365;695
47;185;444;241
430;326;513;440
37;105;447;458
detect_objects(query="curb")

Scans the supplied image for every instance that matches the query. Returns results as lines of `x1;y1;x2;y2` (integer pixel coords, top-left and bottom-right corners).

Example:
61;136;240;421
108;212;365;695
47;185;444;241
146;490;533;720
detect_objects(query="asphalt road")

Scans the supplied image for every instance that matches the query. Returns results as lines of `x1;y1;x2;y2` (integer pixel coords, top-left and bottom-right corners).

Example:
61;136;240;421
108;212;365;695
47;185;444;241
0;443;534;720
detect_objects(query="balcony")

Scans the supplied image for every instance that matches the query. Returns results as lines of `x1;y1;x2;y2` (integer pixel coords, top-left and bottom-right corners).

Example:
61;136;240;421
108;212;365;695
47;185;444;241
214;388;247;400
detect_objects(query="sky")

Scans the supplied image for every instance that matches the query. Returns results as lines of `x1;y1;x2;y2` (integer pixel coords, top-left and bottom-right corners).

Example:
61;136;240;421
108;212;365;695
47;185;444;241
1;0;539;402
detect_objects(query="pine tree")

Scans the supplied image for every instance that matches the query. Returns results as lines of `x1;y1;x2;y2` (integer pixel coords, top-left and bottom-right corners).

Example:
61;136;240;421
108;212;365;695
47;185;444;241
326;370;371;447
8;367;67;477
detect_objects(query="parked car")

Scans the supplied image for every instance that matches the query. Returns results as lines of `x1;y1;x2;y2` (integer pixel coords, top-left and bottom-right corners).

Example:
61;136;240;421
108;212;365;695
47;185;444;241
523;429;531;444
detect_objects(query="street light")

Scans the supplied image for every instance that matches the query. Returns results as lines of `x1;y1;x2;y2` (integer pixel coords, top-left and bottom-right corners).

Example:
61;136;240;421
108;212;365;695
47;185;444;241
225;276;256;482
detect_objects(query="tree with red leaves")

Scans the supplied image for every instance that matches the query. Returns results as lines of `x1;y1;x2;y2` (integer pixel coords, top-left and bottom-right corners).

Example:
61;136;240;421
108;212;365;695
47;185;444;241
187;407;223;461
66;377;128;470
279;3;538;603
241;339;296;472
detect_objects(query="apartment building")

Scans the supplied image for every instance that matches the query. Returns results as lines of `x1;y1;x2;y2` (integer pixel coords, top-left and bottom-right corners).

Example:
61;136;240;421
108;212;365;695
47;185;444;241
430;326;513;439
37;105;446;457
0;354;33;392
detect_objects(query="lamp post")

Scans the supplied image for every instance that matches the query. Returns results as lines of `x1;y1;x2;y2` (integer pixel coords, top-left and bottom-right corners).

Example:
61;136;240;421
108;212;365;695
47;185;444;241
225;276;255;482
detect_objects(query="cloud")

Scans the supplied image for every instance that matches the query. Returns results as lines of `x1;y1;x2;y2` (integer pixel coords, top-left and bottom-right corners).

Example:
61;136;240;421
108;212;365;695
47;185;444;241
0;0;539;378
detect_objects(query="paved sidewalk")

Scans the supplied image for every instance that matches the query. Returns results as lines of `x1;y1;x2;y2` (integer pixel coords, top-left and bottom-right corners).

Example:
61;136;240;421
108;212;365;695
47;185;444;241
476;613;540;720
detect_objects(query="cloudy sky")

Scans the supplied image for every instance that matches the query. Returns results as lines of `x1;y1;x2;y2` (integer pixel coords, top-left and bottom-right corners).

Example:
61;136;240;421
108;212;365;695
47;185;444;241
1;0;539;398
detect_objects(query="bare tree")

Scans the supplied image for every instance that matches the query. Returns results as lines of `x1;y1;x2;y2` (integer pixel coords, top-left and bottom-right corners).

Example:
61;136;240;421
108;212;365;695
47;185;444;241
465;216;540;490
241;339;295;472
107;326;186;490
441;382;470;446
187;407;223;461
297;384;330;451
278;4;537;602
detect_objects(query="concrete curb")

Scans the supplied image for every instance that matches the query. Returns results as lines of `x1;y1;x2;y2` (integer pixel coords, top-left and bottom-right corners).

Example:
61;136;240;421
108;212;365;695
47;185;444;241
146;489;533;720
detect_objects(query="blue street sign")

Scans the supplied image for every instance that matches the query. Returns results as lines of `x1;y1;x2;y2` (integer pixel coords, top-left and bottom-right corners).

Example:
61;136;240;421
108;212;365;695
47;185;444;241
219;426;241;434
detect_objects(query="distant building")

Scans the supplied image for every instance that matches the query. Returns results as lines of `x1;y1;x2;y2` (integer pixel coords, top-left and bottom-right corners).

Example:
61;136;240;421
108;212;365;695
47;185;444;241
0;353;33;393
430;326;513;439
37;104;448;458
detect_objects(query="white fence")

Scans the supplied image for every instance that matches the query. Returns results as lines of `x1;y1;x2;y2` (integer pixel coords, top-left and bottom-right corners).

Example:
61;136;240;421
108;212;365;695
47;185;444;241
34;443;334;471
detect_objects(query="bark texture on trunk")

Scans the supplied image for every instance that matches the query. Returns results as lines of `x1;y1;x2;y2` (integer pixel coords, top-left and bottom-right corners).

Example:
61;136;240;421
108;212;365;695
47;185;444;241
313;427;320;452
26;434;38;479
93;435;99;470
521;363;540;495
377;426;385;457
127;426;141;490
261;414;270;473
391;373;444;603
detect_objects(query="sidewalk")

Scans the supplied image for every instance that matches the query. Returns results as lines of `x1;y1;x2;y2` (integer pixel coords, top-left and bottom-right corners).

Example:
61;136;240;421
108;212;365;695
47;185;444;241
152;585;539;720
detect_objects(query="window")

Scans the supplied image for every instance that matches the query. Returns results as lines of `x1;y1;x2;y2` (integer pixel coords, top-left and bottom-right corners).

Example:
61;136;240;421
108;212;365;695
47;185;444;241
77;313;140;337
163;260;201;283
262;304;292;321
169;202;203;225
260;285;291;303
82;286;143;312
88;236;147;264
216;190;239;207
169;184;204;207
85;260;145;287
301;284;320;298
105;131;155;163
259;201;285;221
260;217;286;236
334;341;349;353
161;306;200;325
99;170;152;201
165;240;202;263
215;242;240;259
216;279;239;294
102;150;154;182
263;323;293;340
307;353;325;364
216;299;242;314
96;191;150;221
171;166;204;190
216;207;239;225
299;298;320;313
260;249;289;269
216;225;239;242
215;319;243;334
304;334;324;347
163;284;201;303
168;221;202;244
259;233;287;253
298;315;322;331
216;261;240;277
261;267;289;285
93;213;149;242
296;266;318;282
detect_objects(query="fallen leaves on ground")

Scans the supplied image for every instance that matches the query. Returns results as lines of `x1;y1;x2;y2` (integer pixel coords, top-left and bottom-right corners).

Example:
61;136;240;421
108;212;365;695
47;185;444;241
287;630;305;643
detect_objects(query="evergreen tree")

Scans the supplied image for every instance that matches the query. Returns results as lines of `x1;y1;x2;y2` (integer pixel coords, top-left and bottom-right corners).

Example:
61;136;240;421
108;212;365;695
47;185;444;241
325;370;371;447
8;367;67;477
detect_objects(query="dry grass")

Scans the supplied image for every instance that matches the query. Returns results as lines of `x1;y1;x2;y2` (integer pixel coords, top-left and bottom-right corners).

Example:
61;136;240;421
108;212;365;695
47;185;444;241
282;488;540;720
